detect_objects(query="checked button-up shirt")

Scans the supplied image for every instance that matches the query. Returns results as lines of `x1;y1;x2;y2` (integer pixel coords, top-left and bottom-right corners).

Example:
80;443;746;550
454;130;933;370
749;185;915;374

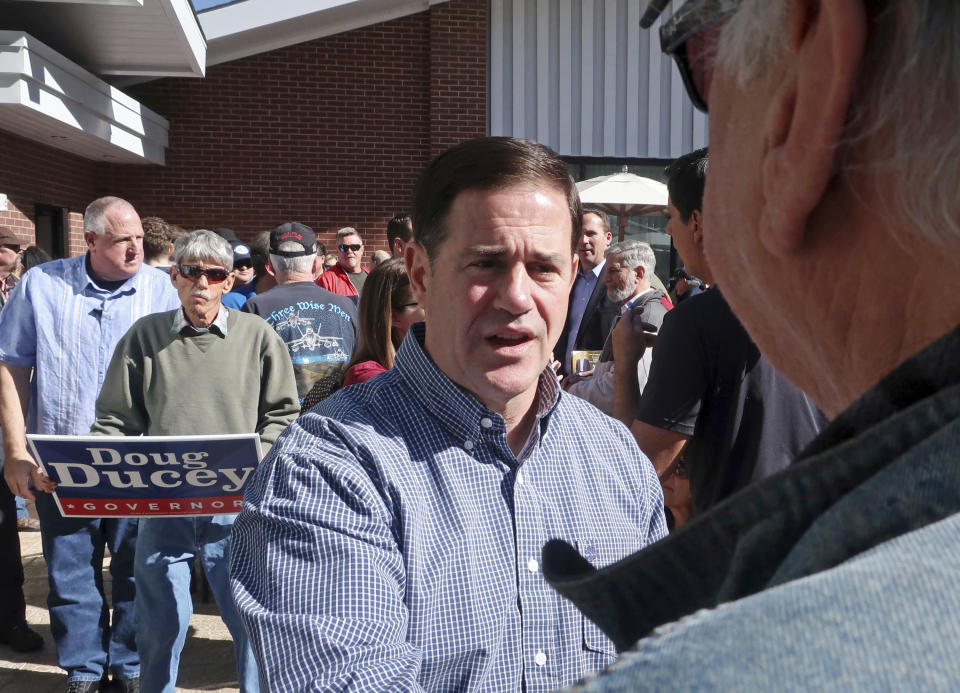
231;322;667;692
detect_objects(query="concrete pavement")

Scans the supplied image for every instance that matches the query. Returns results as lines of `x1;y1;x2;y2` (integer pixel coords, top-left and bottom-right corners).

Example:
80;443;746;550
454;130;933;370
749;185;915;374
0;505;241;693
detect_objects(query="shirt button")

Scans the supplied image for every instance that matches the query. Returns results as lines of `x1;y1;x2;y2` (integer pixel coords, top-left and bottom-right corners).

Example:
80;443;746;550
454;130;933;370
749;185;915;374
534;651;547;667
480;417;493;429
463;440;475;450
527;558;538;573
516;471;524;485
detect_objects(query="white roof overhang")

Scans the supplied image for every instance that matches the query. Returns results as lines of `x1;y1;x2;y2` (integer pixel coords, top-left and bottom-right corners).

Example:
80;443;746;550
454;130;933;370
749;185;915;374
2;0;206;78
0;32;169;164
201;0;447;67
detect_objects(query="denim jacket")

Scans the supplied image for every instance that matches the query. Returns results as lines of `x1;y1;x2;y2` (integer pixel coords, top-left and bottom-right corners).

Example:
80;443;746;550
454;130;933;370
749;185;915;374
544;324;960;691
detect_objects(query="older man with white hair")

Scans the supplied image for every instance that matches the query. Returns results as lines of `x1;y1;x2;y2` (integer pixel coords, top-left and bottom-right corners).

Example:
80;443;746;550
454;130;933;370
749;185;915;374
89;229;299;692
564;240;671;415
543;0;960;689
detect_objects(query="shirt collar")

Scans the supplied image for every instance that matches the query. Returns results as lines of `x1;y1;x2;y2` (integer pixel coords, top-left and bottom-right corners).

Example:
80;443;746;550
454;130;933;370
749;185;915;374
620;287;654;314
172;304;230;337
580;259;605;280
543;321;960;651
395;323;560;463
80;253;153;296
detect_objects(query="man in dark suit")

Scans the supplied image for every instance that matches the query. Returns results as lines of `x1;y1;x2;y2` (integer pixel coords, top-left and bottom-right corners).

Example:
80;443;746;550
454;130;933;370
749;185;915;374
555;206;620;375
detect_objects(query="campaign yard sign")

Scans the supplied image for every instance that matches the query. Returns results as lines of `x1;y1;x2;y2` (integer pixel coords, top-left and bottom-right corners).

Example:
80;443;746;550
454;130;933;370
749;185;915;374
27;434;263;518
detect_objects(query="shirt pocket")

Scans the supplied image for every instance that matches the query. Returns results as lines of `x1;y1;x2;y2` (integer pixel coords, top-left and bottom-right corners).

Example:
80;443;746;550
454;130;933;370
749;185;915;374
575;538;618;658
582;615;616;656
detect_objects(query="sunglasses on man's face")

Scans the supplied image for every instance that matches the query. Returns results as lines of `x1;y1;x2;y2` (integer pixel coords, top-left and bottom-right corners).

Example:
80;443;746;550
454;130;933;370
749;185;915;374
234;260;253;270
658;0;739;113
338;244;362;253
177;264;231;283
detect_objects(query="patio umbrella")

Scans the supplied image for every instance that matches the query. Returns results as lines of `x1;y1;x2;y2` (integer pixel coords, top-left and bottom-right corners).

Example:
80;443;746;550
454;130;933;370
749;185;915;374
576;166;669;240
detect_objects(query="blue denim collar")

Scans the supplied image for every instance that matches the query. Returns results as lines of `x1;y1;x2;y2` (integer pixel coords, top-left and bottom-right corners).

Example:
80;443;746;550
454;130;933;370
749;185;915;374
543;323;960;651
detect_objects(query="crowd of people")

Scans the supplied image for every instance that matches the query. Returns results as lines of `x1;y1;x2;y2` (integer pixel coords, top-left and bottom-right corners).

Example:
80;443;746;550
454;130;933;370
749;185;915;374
1;0;959;691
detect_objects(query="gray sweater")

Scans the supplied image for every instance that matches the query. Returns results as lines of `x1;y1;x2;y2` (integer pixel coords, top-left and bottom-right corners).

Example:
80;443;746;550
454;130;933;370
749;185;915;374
91;308;300;453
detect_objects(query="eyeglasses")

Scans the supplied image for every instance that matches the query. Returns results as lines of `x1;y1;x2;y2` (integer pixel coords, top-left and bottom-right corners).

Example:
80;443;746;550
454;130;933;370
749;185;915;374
177;264;230;283
338;244;362;253
234;260;253;270
658;0;740;112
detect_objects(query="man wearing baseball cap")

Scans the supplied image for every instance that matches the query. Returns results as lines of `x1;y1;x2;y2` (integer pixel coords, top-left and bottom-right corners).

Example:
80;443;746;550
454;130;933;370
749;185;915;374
222;240;256;310
243;222;358;403
0;227;22;311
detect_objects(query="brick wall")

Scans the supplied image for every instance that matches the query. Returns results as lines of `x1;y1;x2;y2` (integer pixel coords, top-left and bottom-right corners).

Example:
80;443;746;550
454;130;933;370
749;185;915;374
96;0;488;253
429;0;488;158
0;0;486;256
0;129;98;255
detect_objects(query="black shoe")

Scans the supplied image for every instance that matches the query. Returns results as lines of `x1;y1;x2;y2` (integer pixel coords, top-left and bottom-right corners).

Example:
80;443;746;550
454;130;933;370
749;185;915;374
111;677;140;693
64;678;105;693
0;621;43;652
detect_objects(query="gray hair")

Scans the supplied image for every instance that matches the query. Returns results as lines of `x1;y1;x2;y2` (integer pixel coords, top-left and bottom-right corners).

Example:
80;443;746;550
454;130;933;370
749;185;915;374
337;227;361;243
173;230;233;270
718;1;960;246
606;240;656;280
83;196;136;235
270;241;316;274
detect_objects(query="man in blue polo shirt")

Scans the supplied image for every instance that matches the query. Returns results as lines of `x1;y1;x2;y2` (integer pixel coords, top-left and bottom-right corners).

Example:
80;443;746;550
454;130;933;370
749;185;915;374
0;196;179;693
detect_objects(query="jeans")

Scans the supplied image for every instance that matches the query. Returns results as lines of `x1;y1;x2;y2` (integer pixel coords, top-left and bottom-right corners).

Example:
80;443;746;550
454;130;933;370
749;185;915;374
35;492;139;682
135;514;258;693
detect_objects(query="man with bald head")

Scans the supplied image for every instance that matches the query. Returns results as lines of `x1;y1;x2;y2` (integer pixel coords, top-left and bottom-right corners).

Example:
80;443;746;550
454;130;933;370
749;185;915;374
0;196;178;693
544;1;960;689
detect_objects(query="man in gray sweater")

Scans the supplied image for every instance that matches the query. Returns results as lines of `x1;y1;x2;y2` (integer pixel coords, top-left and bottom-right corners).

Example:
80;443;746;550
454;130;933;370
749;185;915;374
90;230;299;693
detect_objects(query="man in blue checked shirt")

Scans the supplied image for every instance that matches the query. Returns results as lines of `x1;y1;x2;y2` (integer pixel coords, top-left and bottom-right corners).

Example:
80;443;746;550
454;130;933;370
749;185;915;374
0;197;179;693
231;136;667;692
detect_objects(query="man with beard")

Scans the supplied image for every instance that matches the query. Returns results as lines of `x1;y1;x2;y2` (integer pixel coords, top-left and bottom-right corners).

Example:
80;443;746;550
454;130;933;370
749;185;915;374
564;240;671;416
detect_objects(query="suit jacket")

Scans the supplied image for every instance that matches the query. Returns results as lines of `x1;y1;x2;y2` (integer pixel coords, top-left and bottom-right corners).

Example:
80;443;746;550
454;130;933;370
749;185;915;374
554;268;621;376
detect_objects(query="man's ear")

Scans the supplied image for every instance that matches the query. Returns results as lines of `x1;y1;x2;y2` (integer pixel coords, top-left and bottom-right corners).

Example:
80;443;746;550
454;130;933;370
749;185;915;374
265;261;276;278
690;209;705;248
222;271;235;294
634;264;646;283
84;231;97;251
405;242;430;308
759;0;867;257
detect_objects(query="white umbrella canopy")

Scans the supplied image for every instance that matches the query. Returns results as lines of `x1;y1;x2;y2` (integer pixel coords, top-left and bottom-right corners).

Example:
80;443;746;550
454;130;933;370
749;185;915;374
576;167;669;239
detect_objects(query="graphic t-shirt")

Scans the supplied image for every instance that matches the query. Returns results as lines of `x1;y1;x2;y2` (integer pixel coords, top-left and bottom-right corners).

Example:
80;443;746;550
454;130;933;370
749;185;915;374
243;282;358;401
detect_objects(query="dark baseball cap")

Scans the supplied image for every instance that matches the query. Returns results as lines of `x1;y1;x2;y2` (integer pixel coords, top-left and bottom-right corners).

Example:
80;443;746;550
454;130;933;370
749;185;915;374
270;222;317;257
230;241;252;264
0;226;21;248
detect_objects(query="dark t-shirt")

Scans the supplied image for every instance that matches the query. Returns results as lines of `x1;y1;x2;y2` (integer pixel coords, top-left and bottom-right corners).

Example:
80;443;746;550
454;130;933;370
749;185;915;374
636;288;827;515
347;270;367;296
243;282;358;402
